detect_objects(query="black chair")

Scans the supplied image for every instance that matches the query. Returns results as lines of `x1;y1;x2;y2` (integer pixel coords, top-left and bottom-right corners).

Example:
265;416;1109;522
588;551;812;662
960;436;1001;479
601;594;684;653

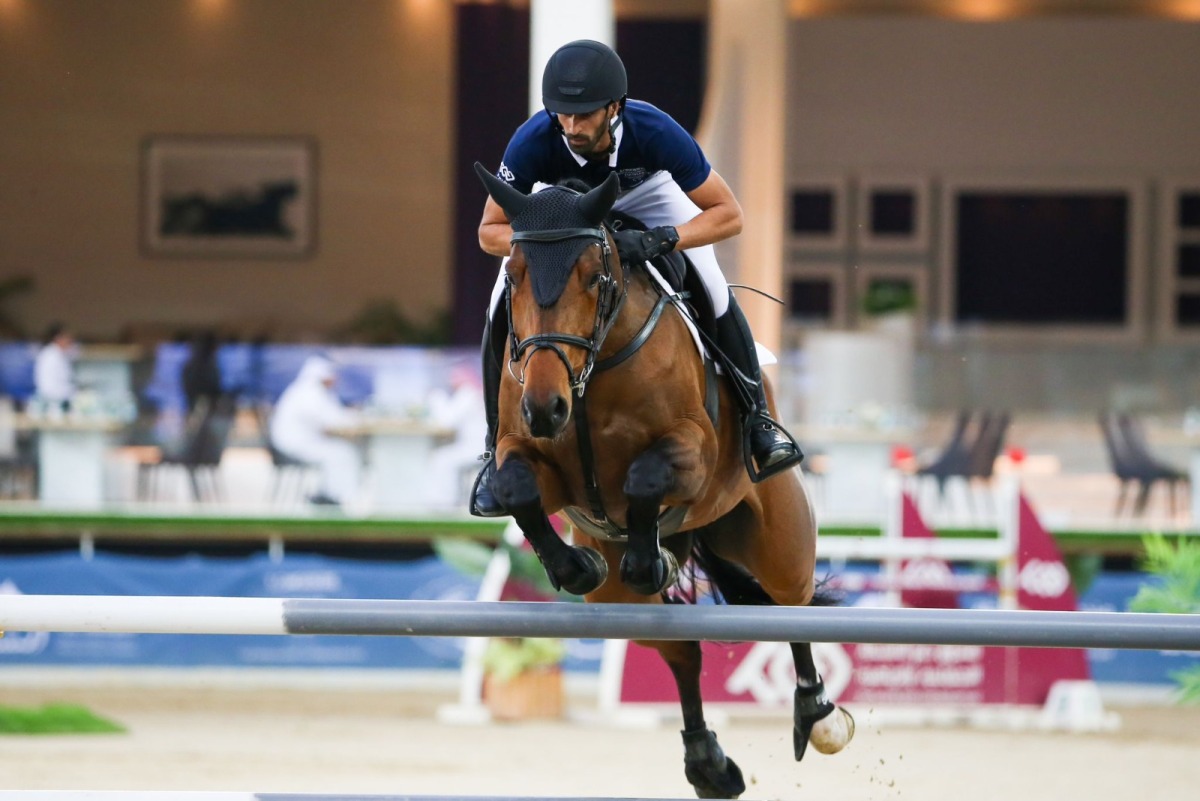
1099;412;1188;516
914;409;976;496
138;397;236;502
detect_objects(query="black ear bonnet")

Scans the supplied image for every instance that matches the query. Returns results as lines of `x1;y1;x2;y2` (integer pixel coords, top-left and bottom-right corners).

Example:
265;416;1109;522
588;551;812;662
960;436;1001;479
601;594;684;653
474;164;619;307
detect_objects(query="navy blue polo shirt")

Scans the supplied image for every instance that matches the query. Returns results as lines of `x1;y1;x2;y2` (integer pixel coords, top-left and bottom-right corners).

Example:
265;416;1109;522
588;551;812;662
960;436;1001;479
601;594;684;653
497;99;711;197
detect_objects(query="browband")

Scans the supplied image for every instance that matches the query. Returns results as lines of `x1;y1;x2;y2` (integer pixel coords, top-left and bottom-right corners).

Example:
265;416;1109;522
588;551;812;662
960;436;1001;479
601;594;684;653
510;226;606;244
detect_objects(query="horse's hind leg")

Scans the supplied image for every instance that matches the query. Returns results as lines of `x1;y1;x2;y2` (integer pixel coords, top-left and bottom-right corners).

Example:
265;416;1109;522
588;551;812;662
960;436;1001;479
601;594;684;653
790;642;854;760
490;455;607;595
583;538;744;800
703;473;854;761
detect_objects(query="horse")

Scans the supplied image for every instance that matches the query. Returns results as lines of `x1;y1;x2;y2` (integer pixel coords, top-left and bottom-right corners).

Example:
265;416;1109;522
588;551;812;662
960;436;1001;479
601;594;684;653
474;163;854;799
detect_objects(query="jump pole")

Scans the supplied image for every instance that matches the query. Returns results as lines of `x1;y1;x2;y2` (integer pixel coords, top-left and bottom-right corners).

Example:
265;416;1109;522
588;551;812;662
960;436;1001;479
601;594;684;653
2;596;1199;651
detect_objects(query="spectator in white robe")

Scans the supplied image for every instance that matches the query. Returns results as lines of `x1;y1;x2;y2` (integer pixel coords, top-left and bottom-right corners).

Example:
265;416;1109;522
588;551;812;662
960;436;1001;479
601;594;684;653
425;364;488;508
33;322;76;411
270;356;361;506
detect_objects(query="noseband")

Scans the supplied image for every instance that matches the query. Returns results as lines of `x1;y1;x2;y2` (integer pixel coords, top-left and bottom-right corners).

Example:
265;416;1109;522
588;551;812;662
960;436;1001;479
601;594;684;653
506;225;627;396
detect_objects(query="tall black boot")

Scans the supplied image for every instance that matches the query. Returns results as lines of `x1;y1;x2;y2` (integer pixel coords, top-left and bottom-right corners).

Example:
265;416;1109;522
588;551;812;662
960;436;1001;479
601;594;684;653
469;308;506;517
714;292;803;482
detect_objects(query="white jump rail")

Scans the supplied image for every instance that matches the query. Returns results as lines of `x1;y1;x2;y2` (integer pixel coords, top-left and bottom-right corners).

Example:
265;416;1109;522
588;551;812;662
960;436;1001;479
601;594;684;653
2;596;1199;651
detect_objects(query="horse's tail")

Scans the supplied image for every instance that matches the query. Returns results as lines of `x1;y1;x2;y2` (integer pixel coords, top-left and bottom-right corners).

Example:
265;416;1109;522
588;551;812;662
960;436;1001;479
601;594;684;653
691;538;841;607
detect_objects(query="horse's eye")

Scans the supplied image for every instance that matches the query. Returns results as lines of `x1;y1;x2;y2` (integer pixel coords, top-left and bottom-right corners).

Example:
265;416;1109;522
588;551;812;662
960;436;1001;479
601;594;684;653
587;274;603;290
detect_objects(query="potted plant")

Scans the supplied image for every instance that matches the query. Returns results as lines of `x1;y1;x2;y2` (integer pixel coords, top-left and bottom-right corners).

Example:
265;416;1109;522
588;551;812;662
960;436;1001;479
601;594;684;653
480;636;567;721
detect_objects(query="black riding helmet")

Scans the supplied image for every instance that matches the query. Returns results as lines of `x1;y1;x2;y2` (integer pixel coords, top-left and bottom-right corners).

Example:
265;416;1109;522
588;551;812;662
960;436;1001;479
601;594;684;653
542;39;628;115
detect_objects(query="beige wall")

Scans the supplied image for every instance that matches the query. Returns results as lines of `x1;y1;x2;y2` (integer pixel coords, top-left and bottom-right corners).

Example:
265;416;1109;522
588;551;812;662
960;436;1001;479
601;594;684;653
0;0;453;341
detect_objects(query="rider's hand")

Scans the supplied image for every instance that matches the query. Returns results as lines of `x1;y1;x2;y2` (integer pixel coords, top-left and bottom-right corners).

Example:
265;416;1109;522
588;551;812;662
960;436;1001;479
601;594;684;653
612;225;680;266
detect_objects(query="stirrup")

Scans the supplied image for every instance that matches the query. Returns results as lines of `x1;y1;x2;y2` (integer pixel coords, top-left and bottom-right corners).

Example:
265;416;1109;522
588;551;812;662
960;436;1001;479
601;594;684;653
468;453;505;518
741;416;803;483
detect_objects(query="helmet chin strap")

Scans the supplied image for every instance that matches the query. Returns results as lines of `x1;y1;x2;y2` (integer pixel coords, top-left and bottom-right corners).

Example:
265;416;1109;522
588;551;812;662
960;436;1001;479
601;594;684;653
603;98;626;156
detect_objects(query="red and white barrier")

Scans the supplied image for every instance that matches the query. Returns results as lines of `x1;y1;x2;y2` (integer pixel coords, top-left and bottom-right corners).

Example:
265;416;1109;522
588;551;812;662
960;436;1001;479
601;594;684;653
599;479;1115;731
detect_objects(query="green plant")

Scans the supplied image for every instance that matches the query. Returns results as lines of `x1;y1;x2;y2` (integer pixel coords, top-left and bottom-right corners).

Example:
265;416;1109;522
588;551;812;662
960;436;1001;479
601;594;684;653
860;277;917;317
434;537;569;600
1129;533;1200;704
482;637;566;682
0;703;125;735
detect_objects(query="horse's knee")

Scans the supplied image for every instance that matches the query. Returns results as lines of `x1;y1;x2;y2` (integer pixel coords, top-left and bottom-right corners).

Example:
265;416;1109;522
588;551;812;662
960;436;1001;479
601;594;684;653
491;458;539;509
624;448;674;502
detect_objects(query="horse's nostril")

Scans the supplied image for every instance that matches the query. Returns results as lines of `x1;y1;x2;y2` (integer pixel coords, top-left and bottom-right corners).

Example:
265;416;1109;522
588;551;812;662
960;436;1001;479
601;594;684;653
521;395;535;427
551;395;570;426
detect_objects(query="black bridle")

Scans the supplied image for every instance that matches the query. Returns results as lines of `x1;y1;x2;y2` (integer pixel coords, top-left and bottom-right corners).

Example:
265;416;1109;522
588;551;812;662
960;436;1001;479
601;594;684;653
505;225;627;397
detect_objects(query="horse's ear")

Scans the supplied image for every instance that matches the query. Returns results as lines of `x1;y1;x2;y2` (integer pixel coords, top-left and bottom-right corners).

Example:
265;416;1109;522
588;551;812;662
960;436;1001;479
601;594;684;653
474;162;528;219
577;172;620;226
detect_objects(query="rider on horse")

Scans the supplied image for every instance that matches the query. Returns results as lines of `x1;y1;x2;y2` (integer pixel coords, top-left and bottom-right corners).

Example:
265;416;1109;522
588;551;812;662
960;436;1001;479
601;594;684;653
472;39;802;517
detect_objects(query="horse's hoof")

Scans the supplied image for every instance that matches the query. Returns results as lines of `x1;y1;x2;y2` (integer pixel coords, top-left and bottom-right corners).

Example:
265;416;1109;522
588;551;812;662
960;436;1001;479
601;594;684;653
558;546;608;596
810;706;855;755
682;727;744;800
793;680;850;761
620;546;679;595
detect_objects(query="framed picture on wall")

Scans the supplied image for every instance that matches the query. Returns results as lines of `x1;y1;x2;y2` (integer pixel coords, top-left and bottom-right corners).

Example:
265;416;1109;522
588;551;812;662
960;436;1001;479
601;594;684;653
141;136;316;258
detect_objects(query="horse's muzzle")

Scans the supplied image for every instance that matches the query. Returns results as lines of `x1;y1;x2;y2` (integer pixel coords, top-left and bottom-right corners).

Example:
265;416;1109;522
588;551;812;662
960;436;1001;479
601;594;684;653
522;392;571;438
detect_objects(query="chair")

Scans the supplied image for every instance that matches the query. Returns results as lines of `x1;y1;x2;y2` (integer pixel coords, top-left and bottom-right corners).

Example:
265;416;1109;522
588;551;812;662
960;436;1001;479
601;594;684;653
913;409;975;496
1099;412;1188;517
254;404;317;505
963;410;1011;518
138;397;235;502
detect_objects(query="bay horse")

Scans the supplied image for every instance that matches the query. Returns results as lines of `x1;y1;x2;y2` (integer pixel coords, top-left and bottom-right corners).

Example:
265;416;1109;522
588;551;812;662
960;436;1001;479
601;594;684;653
474;163;854;799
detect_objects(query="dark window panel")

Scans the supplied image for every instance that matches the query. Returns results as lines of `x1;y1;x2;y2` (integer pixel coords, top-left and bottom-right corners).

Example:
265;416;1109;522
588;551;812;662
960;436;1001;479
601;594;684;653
870;190;916;236
1179;192;1200;230
955;192;1128;326
1178;244;1200;278
1176;294;1200;327
788;278;834;321
791;191;835;235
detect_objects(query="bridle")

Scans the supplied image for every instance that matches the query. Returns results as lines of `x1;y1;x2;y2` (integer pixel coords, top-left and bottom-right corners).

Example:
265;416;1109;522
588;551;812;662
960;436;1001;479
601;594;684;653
505;225;627;397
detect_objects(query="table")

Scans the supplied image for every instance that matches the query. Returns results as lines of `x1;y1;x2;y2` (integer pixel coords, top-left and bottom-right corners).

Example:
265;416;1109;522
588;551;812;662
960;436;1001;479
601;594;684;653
796;425;914;524
330;419;455;512
21;416;126;508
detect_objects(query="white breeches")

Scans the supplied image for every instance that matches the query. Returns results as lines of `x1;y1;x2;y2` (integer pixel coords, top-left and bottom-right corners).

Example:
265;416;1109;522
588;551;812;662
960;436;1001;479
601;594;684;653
488;170;730;318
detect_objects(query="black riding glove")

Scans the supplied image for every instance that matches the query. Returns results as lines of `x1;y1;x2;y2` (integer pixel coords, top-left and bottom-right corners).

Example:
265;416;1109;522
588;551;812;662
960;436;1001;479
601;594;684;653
612;225;680;266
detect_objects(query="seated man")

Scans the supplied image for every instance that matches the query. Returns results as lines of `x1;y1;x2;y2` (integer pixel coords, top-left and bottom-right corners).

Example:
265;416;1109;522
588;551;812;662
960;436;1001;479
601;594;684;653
270;356;361;507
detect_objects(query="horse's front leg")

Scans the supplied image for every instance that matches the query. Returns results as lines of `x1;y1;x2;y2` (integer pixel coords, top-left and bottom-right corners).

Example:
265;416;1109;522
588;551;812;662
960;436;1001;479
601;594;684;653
620;432;703;595
489;454;607;595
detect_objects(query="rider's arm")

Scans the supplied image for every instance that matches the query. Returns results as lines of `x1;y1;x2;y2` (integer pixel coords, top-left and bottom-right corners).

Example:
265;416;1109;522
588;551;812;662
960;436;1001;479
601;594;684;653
478;196;514;257
677;169;744;251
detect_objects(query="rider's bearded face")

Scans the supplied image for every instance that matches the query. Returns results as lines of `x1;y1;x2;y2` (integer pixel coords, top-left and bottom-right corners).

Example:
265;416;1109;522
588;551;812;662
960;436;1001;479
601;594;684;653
556;104;614;158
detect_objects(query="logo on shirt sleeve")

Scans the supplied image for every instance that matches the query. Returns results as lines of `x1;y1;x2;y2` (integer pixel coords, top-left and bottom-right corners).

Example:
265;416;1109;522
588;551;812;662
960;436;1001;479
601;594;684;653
497;163;515;183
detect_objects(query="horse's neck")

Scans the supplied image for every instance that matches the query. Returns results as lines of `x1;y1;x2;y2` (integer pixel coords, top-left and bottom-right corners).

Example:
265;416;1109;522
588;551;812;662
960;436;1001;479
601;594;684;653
601;269;663;356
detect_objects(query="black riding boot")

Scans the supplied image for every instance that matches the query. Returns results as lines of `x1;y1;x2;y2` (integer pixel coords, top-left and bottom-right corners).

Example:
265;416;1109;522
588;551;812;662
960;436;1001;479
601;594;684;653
469;310;506;517
715;293;803;482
